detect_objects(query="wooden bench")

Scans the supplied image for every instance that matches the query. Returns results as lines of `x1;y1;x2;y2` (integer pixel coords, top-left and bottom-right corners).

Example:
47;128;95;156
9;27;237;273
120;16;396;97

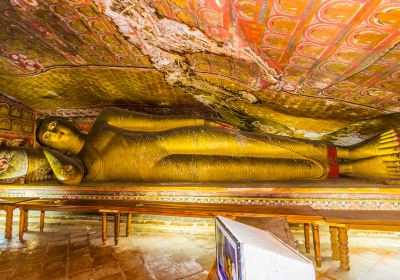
0;197;36;239
6;197;400;272
317;209;400;271
235;217;297;249
15;199;324;267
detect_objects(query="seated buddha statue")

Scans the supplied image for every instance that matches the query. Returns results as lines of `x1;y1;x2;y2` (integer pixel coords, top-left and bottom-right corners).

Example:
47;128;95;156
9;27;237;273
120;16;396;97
1;107;399;185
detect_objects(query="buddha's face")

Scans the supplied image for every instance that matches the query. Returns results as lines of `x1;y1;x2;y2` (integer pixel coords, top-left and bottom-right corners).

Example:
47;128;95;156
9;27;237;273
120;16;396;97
38;118;83;154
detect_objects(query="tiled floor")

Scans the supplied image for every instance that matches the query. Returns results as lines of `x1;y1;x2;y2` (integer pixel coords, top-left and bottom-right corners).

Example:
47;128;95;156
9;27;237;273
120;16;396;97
0;214;399;280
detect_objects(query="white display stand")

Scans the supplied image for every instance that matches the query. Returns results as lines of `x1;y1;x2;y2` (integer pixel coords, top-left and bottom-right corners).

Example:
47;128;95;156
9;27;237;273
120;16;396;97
216;216;315;280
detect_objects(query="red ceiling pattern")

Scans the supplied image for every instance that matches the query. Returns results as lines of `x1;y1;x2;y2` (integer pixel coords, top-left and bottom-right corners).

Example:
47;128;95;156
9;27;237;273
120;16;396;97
0;0;151;73
0;0;398;134
151;0;399;111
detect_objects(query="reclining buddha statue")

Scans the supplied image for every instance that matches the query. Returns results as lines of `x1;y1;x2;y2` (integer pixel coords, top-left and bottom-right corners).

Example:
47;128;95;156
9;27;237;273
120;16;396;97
0;107;399;185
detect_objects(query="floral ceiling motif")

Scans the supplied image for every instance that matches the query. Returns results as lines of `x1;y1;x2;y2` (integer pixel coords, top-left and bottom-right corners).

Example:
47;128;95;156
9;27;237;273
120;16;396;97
148;0;399;109
0;0;398;144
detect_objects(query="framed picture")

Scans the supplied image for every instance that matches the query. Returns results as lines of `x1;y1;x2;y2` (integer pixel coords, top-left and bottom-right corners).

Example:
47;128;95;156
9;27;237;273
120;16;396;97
216;217;242;280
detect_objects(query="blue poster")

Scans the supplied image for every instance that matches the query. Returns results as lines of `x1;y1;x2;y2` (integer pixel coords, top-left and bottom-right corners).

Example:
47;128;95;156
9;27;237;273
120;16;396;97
216;219;241;280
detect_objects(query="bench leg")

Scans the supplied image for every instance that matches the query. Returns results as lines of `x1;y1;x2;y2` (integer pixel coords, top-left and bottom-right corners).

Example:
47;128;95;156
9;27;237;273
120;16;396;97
339;227;350;270
312;224;321;267
126;213;132;237
19;209;25;242
4;205;14;239
114;213;120;245
329;226;340;260
40;211;45;232
102;213;107;245
304;223;310;253
23;210;29;232
206;259;217;280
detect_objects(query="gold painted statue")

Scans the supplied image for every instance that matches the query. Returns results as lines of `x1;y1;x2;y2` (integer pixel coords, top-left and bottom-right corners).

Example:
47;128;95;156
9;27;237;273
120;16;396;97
1;107;399;184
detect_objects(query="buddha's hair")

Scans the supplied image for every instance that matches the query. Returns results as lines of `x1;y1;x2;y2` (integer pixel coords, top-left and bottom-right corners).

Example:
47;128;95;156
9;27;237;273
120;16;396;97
35;116;80;146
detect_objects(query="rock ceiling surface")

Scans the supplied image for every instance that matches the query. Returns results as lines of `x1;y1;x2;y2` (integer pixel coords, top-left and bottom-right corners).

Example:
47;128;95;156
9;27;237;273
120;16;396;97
0;0;399;145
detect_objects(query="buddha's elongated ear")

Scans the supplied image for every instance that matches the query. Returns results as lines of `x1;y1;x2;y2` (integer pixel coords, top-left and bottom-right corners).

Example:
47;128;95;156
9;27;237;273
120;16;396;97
35;118;47;146
66;117;78;129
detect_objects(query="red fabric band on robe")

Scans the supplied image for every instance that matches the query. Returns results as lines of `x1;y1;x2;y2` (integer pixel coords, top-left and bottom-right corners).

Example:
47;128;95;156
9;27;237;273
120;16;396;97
395;128;400;143
218;123;239;131
327;145;339;178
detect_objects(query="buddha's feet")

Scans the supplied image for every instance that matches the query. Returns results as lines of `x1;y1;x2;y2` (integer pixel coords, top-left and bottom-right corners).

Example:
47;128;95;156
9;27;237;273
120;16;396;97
346;129;400;179
376;129;400;156
348;128;400;160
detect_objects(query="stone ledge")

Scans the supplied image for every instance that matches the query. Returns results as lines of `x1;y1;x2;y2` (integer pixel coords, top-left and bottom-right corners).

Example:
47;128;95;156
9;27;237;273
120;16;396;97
0;178;399;211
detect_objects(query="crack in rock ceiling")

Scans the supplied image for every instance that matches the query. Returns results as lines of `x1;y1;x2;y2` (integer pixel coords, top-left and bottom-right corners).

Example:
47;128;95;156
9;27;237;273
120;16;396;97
0;0;398;145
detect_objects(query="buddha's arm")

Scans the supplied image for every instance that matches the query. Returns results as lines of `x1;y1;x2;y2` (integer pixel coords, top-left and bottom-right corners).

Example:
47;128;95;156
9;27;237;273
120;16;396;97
98;107;231;132
43;149;84;185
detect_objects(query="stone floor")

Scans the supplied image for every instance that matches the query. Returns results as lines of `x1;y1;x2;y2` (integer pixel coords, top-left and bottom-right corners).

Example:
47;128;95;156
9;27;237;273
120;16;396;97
0;213;399;280
292;229;400;280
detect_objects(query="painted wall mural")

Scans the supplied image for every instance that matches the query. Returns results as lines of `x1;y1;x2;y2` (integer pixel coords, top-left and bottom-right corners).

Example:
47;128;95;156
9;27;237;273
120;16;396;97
0;0;398;145
0;95;36;148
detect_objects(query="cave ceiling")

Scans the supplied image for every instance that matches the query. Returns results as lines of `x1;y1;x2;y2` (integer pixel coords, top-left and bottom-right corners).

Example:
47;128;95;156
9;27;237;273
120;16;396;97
0;0;399;145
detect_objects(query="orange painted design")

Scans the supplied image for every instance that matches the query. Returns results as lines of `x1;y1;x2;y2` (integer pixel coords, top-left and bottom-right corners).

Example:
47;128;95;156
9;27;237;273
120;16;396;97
0;0;399;114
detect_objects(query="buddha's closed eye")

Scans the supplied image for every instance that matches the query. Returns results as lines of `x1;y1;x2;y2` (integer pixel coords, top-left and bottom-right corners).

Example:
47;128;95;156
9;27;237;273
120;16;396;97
49;121;57;130
43;133;50;142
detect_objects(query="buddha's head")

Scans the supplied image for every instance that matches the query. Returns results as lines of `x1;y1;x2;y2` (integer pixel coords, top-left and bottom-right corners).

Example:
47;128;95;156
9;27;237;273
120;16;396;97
37;117;85;154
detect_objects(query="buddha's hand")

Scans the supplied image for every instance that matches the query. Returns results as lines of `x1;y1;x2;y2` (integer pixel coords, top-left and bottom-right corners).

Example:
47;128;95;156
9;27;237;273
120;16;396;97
347;129;400;179
42;149;84;185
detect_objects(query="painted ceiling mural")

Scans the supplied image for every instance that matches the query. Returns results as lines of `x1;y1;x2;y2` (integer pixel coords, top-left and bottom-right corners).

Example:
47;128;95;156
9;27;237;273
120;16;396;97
0;0;398;145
